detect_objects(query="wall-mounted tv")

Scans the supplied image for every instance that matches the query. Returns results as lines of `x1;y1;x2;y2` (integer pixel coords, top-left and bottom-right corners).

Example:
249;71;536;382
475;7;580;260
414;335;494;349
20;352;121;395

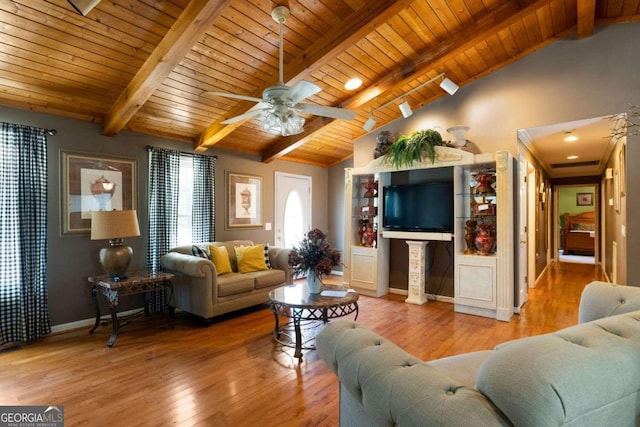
383;182;454;233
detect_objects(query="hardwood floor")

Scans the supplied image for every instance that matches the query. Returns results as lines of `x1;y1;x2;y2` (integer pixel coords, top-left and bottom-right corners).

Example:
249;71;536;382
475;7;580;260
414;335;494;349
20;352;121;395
0;261;604;426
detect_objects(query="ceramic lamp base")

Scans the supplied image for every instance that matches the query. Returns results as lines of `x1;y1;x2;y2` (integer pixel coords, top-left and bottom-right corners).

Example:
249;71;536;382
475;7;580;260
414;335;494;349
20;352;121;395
99;240;133;280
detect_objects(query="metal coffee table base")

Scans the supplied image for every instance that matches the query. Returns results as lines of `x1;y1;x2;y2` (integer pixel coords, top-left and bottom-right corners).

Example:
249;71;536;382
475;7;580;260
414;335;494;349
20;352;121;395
268;285;359;361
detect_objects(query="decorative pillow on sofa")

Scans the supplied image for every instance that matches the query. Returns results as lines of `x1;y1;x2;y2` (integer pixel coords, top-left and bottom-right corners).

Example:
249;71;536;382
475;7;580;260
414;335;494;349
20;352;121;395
209;245;232;275
263;244;272;269
235;244;269;273
192;244;210;259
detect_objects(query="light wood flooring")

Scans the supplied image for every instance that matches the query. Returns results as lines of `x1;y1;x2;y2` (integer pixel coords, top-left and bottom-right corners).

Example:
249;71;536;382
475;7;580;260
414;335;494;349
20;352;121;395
0;261;604;426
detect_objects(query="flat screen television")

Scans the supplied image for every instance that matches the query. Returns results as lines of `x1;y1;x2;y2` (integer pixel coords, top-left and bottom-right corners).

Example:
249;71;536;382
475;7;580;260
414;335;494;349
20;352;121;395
383;182;454;233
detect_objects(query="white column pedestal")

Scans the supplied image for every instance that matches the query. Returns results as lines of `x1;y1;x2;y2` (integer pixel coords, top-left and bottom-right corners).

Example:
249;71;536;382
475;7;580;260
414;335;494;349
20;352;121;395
405;241;429;305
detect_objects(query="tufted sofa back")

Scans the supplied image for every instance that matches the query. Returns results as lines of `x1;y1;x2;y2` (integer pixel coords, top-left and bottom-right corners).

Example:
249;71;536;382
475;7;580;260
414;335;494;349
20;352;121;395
317;281;640;427
477;309;640;426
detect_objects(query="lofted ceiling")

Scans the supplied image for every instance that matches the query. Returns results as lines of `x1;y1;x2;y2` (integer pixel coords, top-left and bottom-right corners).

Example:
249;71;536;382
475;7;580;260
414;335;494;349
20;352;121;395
1;0;639;167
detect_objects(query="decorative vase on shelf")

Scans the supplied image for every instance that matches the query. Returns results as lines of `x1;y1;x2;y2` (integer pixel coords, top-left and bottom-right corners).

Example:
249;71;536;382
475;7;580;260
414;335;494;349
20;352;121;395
474;225;494;256
362;223;376;247
362;181;377;198
473;172;495;194
306;271;322;294
464;220;477;254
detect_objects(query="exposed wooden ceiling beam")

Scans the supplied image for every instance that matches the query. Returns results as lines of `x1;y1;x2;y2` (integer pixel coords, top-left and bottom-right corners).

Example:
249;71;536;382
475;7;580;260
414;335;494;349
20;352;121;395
262;0;555;163
194;0;415;151
577;0;596;39
102;0;232;137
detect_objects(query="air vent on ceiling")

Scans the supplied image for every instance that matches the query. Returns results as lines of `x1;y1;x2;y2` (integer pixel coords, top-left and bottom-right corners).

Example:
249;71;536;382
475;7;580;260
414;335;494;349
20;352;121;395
550;160;599;168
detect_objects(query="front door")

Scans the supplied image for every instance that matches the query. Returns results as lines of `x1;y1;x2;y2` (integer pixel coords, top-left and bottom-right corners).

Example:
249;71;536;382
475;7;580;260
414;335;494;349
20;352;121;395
274;172;311;248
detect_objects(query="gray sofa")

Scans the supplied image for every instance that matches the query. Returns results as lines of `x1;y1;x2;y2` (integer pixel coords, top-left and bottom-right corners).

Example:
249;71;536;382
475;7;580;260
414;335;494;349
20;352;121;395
160;240;292;320
317;281;640;426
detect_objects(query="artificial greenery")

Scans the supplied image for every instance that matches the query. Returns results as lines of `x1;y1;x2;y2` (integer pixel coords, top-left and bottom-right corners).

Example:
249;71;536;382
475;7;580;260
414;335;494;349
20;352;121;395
383;129;445;168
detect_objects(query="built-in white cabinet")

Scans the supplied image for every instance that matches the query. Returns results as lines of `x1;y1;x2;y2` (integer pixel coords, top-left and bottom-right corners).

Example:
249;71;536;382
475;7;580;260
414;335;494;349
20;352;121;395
453;151;514;321
343;169;389;297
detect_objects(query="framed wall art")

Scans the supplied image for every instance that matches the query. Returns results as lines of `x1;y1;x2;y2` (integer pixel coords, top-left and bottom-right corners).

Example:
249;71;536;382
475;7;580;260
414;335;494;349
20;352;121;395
60;150;137;235
576;192;593;206
226;172;263;228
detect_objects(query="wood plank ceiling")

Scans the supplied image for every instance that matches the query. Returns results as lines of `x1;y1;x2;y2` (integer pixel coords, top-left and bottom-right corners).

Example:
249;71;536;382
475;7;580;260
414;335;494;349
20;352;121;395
1;0;638;167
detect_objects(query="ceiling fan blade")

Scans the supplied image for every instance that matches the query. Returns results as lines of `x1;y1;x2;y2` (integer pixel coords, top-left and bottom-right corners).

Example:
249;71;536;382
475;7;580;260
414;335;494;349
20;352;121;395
204;91;264;104
296;103;356;121
221;108;269;124
287;80;322;104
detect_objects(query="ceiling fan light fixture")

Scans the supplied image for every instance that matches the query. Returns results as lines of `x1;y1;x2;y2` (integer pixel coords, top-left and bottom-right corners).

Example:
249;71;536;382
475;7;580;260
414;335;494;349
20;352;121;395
399;100;413;118
262;110;304;136
440;77;459;95
363;116;377;132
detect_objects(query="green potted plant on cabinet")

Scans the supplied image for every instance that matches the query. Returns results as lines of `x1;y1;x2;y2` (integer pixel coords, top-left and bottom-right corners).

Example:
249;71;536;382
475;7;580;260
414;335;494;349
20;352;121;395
383;129;445;168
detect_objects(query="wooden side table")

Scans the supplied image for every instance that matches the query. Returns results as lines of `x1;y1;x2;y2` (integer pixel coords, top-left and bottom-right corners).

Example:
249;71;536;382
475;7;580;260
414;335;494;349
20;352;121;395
88;270;175;347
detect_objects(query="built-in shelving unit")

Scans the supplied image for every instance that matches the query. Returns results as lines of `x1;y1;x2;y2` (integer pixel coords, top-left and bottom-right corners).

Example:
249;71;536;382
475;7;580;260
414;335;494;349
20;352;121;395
453;151;514;321
344;148;514;321
343;169;389;297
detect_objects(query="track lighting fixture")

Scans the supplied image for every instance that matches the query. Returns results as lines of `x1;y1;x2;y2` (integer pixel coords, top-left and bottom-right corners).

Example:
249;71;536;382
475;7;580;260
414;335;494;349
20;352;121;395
363;116;376;132
67;0;101;16
362;73;459;131
439;77;459;95
399;100;413;118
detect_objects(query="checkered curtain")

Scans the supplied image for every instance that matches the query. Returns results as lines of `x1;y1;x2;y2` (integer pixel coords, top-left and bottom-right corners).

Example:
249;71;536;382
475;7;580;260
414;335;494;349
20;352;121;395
192;154;216;243
147;148;179;310
0;123;50;345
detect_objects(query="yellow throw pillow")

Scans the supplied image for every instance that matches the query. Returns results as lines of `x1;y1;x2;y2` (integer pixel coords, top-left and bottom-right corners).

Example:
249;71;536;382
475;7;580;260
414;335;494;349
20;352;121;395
209;245;232;275
235;244;269;273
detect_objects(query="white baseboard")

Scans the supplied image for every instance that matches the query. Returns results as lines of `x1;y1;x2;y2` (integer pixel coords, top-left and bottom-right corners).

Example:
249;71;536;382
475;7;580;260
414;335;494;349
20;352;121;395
50;308;144;334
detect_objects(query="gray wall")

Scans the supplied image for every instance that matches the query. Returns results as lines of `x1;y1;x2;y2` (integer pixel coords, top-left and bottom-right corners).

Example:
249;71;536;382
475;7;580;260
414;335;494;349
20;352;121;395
0;105;331;326
352;22;640;286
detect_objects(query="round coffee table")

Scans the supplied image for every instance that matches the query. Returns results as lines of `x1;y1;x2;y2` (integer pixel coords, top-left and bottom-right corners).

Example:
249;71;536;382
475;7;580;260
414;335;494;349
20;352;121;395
268;283;359;360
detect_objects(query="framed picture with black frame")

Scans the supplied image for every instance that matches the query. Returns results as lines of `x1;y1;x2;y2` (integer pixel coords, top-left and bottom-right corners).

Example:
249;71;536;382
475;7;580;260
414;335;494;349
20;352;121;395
576;192;593;206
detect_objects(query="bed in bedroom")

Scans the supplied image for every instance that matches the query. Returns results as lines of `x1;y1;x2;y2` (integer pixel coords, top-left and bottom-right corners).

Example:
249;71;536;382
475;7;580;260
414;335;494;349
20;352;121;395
562;211;595;255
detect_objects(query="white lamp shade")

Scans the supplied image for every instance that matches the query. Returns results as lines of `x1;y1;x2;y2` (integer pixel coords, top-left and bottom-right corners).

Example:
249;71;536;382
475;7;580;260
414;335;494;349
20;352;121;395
440;77;459;95
68;0;101;16
399;101;413;118
91;210;140;240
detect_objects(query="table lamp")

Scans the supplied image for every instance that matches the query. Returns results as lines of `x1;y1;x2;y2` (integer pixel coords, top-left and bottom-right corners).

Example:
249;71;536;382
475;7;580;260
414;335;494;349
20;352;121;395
91;210;140;280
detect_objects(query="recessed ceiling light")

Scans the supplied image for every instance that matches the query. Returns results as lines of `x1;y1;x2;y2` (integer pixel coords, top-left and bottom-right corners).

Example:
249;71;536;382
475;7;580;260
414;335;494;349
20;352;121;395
564;135;578;142
567;155;579;160
344;78;362;90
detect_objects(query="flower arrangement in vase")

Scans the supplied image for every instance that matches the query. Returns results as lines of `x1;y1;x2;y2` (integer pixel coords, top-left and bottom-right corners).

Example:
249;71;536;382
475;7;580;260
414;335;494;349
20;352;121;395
288;229;341;293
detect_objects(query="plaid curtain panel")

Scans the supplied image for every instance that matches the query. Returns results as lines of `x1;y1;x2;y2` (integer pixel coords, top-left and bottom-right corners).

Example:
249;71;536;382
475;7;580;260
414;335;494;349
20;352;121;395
147;148;180;311
192;154;216;243
0;123;50;345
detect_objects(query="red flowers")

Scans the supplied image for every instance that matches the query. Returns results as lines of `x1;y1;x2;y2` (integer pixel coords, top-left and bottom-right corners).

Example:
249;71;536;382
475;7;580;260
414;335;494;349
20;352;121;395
288;228;341;279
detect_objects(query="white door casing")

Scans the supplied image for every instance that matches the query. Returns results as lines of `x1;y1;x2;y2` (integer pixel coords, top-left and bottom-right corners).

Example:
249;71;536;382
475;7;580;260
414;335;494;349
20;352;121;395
517;153;529;310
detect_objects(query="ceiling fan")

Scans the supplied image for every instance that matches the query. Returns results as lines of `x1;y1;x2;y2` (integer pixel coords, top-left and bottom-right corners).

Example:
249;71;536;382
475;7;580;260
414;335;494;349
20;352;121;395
206;6;356;136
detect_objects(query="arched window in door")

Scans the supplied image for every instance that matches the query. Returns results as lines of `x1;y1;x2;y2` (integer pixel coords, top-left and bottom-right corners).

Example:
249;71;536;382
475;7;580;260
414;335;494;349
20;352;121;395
283;190;304;248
